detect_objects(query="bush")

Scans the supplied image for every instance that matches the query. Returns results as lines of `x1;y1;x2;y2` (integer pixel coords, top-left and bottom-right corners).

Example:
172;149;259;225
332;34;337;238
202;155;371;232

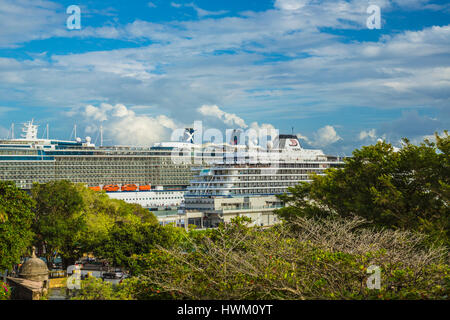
132;217;449;300
277;133;450;247
0;281;11;300
70;277;133;300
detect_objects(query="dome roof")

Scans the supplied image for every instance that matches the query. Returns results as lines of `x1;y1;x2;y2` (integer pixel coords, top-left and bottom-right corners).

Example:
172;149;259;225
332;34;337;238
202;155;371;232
19;247;49;281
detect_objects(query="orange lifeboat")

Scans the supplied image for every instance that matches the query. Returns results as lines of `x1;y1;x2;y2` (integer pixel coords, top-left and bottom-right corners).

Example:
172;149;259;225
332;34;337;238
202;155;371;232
121;184;138;192
139;185;151;191
89;186;101;192
103;184;120;192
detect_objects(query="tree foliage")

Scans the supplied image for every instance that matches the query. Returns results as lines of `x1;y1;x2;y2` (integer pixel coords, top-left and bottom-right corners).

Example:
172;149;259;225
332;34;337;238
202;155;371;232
31;180;158;268
277;132;450;246
0;181;35;271
94;222;185;272
0;280;11;300
32;180;86;268
127;217;450;300
70;276;133;300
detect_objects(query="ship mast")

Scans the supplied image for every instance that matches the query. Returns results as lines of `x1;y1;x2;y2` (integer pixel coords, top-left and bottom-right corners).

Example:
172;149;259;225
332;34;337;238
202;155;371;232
100;124;103;147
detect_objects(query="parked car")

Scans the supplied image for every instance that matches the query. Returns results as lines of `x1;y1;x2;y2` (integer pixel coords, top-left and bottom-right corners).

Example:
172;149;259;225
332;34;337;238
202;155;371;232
102;271;122;279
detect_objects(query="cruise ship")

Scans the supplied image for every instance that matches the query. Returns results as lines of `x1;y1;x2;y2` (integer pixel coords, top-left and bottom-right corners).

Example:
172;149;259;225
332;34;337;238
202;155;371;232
0;121;224;215
180;134;344;228
0;121;343;227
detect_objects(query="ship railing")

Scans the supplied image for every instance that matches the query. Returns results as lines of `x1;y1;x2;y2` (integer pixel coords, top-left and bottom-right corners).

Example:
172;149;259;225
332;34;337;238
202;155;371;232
212;205;284;212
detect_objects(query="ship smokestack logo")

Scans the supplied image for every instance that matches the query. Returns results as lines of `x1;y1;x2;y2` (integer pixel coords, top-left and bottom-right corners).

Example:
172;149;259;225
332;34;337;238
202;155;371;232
183;128;195;144
289;139;298;147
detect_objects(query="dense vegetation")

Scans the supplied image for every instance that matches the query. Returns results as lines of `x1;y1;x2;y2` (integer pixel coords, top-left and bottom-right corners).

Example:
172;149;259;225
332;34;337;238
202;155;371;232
32;180;159;269
0;280;11;300
0;133;448;300
0;180;159;272
73;216;449;300
277;132;449;247
0;181;35;271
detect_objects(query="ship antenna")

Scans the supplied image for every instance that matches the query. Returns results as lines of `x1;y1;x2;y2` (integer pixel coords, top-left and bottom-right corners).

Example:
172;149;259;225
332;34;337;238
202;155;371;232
100;124;103;147
11;123;14;139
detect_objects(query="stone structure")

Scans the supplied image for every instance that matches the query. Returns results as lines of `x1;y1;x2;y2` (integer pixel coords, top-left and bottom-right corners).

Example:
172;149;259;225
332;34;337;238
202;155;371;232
6;247;49;300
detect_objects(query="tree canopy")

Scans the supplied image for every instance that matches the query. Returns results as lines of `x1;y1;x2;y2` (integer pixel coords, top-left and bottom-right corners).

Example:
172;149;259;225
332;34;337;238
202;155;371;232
32;180;86;268
31;180;158;268
0;181;35;271
276;132;450;246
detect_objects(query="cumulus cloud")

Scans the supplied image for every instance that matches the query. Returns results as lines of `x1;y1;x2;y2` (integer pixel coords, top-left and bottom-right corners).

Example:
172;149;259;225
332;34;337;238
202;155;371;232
298;125;342;147
296;132;310;143
313;125;342;147
1;1;448;154
249;122;276;132
359;129;377;140
84;104;113;122
197;105;248;128
80;103;180;146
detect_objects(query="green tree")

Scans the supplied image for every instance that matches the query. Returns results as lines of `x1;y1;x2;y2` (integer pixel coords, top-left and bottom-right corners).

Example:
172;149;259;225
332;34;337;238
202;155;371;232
71;276;133;300
0;181;35;271
125;217;450;300
277;132;450;246
32;180;86;269
94;222;184;273
76;185;158;255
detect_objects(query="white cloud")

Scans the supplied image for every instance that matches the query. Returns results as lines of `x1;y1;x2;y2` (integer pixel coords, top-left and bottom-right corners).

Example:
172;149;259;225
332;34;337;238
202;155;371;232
301;125;342;147
84;104;112;122
80;103;180;146
359;129;377;140
249;122;276;132
0;0;63;48
0;1;448;154
296;132;310;143
197;105;248;128
184;3;228;17
274;0;310;11
148;2;157;8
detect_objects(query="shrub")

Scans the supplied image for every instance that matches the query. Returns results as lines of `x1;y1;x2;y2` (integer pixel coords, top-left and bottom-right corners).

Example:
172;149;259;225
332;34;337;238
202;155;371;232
70;277;133;300
133;216;449;300
0;281;11;300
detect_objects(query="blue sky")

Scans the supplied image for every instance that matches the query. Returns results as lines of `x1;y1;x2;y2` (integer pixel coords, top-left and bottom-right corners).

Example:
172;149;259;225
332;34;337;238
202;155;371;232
0;0;449;154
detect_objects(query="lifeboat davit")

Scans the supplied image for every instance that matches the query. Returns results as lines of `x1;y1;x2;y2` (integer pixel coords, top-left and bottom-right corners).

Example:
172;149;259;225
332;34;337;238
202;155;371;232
89;186;101;191
121;184;138;192
103;184;120;192
139;185;151;191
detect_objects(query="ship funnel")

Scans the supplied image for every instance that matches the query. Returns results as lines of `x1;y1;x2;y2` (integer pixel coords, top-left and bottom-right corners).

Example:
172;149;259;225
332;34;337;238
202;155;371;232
183;128;195;143
230;129;243;145
273;134;302;151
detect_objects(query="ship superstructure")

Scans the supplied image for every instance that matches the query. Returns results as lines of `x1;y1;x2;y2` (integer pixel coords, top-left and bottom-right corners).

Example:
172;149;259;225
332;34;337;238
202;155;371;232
182;134;344;228
0;121;219;190
0;121;344;228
